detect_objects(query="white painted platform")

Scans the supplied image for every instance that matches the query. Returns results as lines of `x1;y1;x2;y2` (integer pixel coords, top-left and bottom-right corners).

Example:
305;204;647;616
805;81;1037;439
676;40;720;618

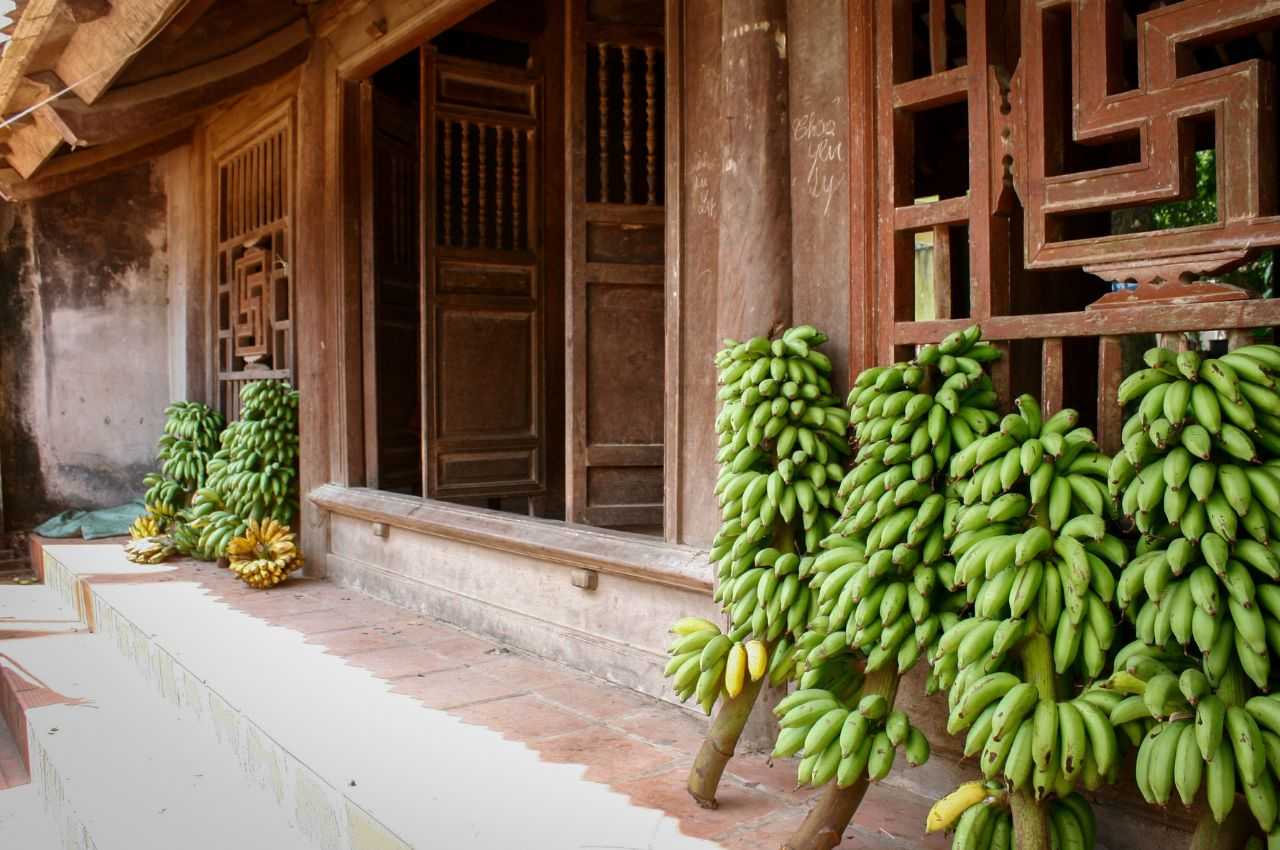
0;782;58;848
1;630;312;850
14;545;723;850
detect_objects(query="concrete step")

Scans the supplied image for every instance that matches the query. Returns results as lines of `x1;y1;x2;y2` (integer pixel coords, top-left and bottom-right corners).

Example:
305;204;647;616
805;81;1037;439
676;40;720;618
38;544;726;850
0;626;313;850
0;784;58;848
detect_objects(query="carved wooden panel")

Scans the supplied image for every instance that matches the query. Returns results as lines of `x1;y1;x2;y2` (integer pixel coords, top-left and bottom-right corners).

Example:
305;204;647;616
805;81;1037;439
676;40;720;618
212;105;293;417
568;0;666;531
864;0;1280;453
425;51;545;502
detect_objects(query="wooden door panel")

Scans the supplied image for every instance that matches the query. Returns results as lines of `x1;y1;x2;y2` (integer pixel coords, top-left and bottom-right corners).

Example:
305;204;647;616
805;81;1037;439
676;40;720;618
425;51;545;503
567;0;666;531
367;85;422;495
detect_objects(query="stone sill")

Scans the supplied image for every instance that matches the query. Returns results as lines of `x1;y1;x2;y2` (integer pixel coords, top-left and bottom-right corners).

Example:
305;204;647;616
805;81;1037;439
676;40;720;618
308;484;713;594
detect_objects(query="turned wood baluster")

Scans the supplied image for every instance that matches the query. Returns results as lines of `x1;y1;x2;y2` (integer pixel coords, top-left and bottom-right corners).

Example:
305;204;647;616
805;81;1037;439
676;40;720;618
513;130;524;250
645;46;657;206
598;43;610;202
460;120;471;247
622;45;634;204
496;126;506;249
478;123;488;247
442;120;453;247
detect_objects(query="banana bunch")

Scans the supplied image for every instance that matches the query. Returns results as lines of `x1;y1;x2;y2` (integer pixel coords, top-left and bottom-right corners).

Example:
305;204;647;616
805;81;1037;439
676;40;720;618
666;327;844;713
142;473;186;514
664;618;772;713
942;397;1122;681
926;781;1096;850
171;489;238;560
128;514;163;541
770;688;930;788
157;401;225;490
205;381;301;528
124;535;177;565
942;661;1120;798
712;324;848;555
1097;641;1280;832
226;518;303;589
813;325;1001;682
1110;344;1280;696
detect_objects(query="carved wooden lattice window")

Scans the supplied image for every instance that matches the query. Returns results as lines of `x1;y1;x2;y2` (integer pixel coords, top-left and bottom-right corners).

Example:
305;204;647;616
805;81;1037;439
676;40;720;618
213;106;294;417
868;0;1280;451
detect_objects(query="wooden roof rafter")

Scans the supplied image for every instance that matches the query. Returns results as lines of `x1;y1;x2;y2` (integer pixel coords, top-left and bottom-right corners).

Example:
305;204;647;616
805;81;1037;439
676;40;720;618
0;0;316;188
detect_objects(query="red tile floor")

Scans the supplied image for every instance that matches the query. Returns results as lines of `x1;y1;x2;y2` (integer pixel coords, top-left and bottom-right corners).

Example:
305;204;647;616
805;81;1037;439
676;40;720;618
42;549;947;849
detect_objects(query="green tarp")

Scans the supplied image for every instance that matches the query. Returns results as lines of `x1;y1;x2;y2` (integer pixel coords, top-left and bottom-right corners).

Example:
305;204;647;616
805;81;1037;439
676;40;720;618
32;502;146;540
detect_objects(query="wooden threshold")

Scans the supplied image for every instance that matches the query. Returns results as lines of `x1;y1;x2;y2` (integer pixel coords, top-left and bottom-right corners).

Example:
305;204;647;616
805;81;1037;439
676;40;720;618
309;484;712;593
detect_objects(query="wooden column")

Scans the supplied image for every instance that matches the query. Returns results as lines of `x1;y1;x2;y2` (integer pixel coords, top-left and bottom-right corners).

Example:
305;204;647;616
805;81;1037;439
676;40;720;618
715;0;792;751
715;0;793;342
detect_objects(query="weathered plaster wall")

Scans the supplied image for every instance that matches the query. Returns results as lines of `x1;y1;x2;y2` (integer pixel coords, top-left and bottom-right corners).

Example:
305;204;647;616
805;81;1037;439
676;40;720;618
0;162;172;531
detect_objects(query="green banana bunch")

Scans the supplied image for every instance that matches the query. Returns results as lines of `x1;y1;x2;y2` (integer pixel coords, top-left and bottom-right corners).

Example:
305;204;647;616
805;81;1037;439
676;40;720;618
939;396;1121;681
157;401;225;491
772;689;930;788
204;380;302;531
668;327;844;717
816;325;1000;685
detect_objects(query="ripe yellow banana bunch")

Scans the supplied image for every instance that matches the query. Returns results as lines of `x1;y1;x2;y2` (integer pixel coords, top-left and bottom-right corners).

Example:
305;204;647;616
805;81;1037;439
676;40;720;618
926;784;1094;850
771;689;930;789
663;618;772;714
129;514;163;541
226;519;303;589
124;535;177;565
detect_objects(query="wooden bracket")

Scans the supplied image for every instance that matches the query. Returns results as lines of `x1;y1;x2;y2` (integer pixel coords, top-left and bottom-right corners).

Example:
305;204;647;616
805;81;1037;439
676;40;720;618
1084;251;1254;310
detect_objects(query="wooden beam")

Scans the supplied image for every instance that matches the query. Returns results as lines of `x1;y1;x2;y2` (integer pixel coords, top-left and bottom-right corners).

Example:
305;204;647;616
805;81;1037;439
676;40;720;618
0;0;73;119
0;115;191;200
65;0;112;24
55;0;192;106
48;19;310;146
155;0;213;42
7;105;72;177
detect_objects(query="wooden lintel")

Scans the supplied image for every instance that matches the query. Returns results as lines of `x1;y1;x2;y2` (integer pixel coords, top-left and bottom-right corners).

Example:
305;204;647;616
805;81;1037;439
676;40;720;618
0;116;192;200
55;0;192;106
49;20;311;147
9;75;54;113
64;0;112;24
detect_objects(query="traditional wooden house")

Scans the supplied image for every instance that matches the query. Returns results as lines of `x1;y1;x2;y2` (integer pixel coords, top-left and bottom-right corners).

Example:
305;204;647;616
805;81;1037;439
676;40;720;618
1;0;1279;842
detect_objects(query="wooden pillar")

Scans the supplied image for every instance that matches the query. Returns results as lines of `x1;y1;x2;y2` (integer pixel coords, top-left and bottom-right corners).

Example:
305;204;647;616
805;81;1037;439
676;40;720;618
716;0;792;751
295;41;333;576
716;0;793;342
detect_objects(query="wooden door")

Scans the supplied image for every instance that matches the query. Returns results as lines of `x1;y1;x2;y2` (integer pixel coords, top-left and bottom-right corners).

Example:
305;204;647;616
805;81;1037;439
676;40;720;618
363;83;423;494
566;1;666;531
424;51;547;506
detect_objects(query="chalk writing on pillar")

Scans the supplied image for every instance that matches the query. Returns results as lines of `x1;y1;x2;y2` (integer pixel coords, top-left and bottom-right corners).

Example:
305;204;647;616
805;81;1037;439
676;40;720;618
793;108;845;216
690;154;717;219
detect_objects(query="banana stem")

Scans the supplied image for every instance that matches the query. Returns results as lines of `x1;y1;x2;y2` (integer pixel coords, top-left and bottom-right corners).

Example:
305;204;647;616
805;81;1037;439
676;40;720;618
780;667;900;850
1010;630;1056;850
689;520;796;808
688;670;767;808
1189;806;1256;850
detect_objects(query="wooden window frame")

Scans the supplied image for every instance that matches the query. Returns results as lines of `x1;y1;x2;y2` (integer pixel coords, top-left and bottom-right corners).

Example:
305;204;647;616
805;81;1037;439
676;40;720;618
326;0;687;545
848;0;1280;454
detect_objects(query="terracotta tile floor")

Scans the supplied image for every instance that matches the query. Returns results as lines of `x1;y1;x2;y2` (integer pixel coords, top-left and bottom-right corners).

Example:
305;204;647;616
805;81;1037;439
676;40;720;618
73;555;944;849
